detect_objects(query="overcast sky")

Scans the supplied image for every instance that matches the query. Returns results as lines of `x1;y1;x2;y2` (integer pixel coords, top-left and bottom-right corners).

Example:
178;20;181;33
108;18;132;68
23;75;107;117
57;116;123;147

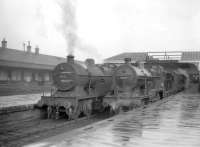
0;0;200;62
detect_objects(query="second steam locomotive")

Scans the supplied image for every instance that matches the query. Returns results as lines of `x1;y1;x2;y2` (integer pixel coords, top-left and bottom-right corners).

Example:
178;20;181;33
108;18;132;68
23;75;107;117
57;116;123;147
38;55;199;119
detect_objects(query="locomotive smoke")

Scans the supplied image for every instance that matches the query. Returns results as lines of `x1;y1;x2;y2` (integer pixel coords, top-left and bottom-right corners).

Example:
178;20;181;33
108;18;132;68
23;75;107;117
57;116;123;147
57;0;77;55
57;0;102;61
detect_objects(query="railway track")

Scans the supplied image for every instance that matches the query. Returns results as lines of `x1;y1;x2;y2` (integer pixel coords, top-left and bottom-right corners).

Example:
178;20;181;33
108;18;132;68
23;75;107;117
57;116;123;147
0;93;179;147
0;108;111;147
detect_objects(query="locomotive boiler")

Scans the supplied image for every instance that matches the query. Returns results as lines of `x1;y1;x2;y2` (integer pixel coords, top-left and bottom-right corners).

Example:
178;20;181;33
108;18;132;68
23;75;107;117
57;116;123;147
39;55;112;119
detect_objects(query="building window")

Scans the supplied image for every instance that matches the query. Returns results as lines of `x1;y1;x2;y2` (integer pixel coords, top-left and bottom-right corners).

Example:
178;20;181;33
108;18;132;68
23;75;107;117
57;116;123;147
35;72;42;81
24;71;32;82
11;70;21;81
0;70;9;81
44;72;50;81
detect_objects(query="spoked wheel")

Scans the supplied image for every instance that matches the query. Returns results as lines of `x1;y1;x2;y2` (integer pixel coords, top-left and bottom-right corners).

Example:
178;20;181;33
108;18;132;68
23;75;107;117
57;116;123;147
81;100;92;118
66;107;73;120
85;108;92;118
51;107;58;119
109;104;120;115
109;107;115;116
47;106;58;119
114;106;121;114
72;109;80;120
66;106;80;120
55;106;60;120
47;106;53;119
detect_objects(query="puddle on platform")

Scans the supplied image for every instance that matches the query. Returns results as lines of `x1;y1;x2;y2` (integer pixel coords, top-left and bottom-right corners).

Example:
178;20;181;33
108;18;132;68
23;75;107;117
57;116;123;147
26;93;200;147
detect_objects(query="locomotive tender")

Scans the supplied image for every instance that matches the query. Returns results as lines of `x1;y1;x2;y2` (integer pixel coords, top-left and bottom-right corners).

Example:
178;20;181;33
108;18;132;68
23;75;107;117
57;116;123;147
39;55;199;119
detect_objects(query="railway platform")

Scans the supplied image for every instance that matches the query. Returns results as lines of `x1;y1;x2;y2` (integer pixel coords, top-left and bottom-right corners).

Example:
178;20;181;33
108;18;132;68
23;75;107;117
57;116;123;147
0;93;49;114
26;92;200;147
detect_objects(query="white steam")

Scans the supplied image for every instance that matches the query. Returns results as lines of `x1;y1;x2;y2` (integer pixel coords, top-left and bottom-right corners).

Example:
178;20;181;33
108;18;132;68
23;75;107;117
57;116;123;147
57;0;102;62
57;0;77;55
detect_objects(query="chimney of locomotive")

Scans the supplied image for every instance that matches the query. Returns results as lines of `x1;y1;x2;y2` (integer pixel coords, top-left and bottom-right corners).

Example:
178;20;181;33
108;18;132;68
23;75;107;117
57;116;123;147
67;54;74;63
124;57;131;64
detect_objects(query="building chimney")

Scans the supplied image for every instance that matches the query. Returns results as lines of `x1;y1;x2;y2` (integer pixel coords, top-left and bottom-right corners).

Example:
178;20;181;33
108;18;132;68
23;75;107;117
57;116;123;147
67;54;74;63
27;41;31;53
23;42;26;51
124;57;131;64
35;46;39;55
1;38;7;48
85;58;95;66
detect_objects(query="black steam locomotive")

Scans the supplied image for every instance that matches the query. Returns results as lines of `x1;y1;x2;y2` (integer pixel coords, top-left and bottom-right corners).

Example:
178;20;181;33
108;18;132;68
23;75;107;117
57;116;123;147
38;55;199;119
39;55;112;119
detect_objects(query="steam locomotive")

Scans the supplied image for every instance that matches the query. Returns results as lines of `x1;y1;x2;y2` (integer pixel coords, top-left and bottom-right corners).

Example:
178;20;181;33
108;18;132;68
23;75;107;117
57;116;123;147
102;59;195;113
38;55;199;119
39;55;112;119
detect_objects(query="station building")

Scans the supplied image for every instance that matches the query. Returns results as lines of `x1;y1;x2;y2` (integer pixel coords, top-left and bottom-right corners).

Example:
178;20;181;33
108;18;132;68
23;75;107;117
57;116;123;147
0;39;66;96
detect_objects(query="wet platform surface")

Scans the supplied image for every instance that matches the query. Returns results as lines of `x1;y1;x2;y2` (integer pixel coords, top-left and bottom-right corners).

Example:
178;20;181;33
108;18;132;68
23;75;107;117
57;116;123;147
0;93;49;108
26;93;200;147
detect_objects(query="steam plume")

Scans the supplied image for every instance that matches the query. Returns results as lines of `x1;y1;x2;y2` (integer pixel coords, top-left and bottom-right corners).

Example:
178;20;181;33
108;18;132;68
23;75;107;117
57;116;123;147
35;2;47;38
57;0;77;55
57;0;102;61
